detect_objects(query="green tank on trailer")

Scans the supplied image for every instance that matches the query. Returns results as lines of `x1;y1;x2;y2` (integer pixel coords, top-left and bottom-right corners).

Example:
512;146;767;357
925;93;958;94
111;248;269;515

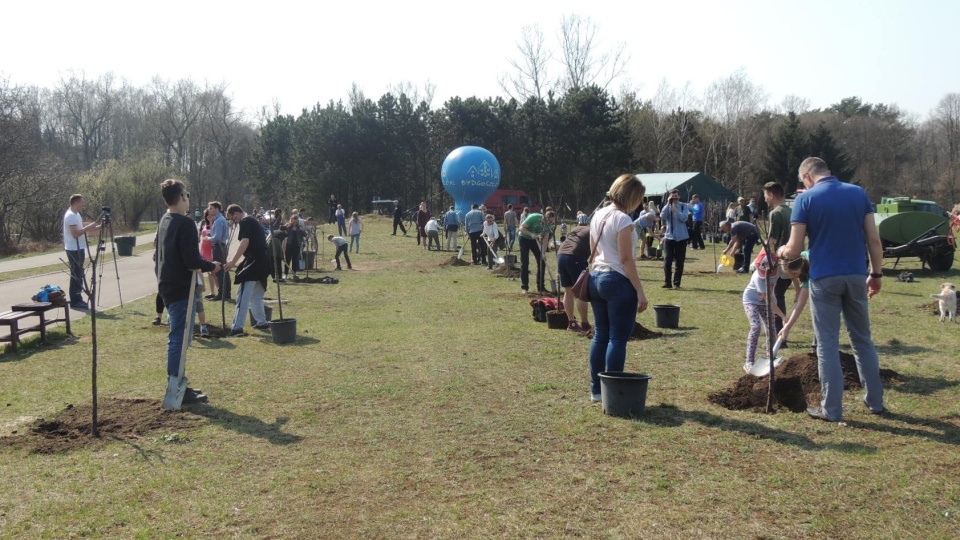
875;197;955;272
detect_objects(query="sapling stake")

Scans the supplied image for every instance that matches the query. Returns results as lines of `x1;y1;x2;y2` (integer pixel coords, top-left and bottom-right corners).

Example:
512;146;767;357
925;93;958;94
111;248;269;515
275;261;284;321
755;218;778;413
221;221;235;330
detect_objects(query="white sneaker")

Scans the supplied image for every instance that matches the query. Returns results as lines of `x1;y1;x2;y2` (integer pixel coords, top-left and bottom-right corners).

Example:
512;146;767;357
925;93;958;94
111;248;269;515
590;393;602;403
743;361;754;374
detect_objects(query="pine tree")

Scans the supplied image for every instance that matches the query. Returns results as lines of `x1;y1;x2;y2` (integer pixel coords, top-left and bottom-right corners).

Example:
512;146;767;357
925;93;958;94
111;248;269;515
807;122;857;182
762;112;808;195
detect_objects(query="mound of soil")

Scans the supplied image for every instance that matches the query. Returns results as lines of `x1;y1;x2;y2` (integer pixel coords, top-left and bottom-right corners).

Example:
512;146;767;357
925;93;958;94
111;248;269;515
492;265;520;278
440;257;470;267
584;322;662;341
0;398;203;454
708;351;902;413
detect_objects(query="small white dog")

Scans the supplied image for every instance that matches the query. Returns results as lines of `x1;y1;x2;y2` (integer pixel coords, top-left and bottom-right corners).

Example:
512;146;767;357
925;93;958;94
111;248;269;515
930;282;957;323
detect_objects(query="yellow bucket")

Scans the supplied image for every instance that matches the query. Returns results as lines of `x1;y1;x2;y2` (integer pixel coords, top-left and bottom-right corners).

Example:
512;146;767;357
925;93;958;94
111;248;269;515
720;253;735;268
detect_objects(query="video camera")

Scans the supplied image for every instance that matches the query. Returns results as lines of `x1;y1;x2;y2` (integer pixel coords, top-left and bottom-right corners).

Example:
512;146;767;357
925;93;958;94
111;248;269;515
99;206;111;223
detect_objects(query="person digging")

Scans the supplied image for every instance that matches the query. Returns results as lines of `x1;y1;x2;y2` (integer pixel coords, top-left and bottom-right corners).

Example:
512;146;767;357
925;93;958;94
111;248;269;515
156;179;221;409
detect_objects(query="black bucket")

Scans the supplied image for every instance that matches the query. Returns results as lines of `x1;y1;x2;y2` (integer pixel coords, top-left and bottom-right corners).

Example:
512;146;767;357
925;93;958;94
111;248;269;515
303;251;316;269
115;236;136;256
270;318;297;344
546;310;568;329
653;304;680;329
249;305;273;327
599;372;652;418
504;254;517;267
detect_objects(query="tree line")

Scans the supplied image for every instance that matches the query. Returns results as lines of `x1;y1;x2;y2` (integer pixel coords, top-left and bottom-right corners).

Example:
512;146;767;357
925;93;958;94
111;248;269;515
2;68;959;255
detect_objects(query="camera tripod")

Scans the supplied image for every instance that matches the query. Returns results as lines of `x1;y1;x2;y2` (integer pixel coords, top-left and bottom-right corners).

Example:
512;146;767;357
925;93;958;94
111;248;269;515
88;207;124;308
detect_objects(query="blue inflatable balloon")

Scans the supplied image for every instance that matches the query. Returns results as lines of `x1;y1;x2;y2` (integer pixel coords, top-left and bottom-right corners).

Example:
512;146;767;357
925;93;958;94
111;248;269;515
441;146;501;218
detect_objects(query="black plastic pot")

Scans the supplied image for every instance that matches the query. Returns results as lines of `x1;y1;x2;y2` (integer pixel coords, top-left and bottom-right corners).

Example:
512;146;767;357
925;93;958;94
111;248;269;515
270;318;297;344
653;304;680;329
599;372;652;418
249;305;273;327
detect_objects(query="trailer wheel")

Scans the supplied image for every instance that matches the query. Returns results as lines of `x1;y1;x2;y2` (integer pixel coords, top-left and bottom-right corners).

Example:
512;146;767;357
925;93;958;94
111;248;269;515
927;249;956;272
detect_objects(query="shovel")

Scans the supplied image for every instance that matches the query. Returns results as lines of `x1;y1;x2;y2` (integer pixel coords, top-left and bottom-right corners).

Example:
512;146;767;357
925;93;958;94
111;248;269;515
749;336;784;377
163;270;199;410
485;238;505;265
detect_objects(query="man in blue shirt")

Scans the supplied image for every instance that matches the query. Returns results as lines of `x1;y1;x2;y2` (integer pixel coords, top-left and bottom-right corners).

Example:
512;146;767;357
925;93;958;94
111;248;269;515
778;157;885;422
442;205;461;251
659;189;691;288
688;194;705;250
206;201;231;301
463;204;486;265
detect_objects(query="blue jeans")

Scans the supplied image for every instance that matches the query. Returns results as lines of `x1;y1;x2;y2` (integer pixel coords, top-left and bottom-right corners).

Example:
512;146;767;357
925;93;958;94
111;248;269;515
66;249;85;303
507;225;517;251
350;233;361;253
588;271;638;395
166;298;197;377
809;274;884;420
232;281;267;331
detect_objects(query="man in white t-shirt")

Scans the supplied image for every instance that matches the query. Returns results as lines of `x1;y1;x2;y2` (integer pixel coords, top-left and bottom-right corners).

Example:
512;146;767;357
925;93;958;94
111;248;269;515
62;194;101;309
424;216;442;251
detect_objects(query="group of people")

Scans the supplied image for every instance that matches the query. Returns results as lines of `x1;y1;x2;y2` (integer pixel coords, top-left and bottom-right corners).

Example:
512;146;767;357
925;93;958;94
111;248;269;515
61;157;886;418
631;192;706;290
579;159;886;423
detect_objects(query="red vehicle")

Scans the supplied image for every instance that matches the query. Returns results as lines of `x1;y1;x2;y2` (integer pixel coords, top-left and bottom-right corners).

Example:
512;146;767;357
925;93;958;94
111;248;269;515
484;190;540;219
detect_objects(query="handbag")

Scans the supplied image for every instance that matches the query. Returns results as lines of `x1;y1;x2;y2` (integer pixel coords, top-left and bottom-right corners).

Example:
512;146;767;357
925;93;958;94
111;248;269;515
571;216;609;302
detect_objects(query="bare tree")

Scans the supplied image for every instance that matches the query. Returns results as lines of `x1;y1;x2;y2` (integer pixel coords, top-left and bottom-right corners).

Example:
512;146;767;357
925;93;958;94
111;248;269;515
386;80;436;108
703;68;768;194
150;77;204;172
51;71;116;169
780;94;811;115
557;14;628;93
500;25;552;102
932;93;960;203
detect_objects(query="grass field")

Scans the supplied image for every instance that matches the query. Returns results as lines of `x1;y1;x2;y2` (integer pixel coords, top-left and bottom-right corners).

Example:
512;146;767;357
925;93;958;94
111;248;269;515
1;215;958;539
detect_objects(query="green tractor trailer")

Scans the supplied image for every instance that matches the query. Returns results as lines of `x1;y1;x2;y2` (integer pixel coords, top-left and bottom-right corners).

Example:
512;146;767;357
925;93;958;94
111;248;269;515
874;197;956;271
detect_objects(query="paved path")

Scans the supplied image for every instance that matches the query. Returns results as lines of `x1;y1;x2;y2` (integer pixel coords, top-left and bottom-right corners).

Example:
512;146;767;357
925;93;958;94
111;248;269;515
0;232;157;273
0;231;243;343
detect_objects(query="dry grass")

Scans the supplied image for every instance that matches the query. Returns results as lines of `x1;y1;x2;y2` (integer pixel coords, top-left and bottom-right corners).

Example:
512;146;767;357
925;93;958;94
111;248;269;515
1;214;959;539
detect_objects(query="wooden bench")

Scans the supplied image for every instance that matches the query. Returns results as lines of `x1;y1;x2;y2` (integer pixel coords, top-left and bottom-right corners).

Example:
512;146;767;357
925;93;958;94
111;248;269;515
0;302;72;353
0;310;44;353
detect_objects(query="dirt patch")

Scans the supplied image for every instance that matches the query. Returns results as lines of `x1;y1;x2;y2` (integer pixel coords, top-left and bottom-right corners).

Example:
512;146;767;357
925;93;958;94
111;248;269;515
0;398;204;454
440;257;471;267
492;265;520;278
584;322;662;341
708;351;903;413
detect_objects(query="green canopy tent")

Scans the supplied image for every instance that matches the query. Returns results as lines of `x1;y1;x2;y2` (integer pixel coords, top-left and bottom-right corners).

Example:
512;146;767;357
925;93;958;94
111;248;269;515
637;172;737;207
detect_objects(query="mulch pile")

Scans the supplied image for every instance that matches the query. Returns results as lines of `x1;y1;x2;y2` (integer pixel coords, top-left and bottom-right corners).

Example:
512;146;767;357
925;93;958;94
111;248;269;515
583;322;662;341
440;257;471;267
0;398;203;454
708;351;903;413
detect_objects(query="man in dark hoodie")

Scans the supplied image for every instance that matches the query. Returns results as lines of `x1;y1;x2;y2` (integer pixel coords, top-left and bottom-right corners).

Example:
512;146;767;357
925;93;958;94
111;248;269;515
156;179;220;408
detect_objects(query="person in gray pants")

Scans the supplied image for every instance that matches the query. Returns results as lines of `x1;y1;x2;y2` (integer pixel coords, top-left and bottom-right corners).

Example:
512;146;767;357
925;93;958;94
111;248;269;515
778;157;885;422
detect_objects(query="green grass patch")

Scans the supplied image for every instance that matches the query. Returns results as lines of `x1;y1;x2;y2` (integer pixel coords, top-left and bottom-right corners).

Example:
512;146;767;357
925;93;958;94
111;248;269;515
1;215;959;538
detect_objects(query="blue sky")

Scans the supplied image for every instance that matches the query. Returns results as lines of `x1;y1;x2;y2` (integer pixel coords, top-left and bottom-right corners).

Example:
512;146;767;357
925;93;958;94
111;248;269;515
3;0;957;119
